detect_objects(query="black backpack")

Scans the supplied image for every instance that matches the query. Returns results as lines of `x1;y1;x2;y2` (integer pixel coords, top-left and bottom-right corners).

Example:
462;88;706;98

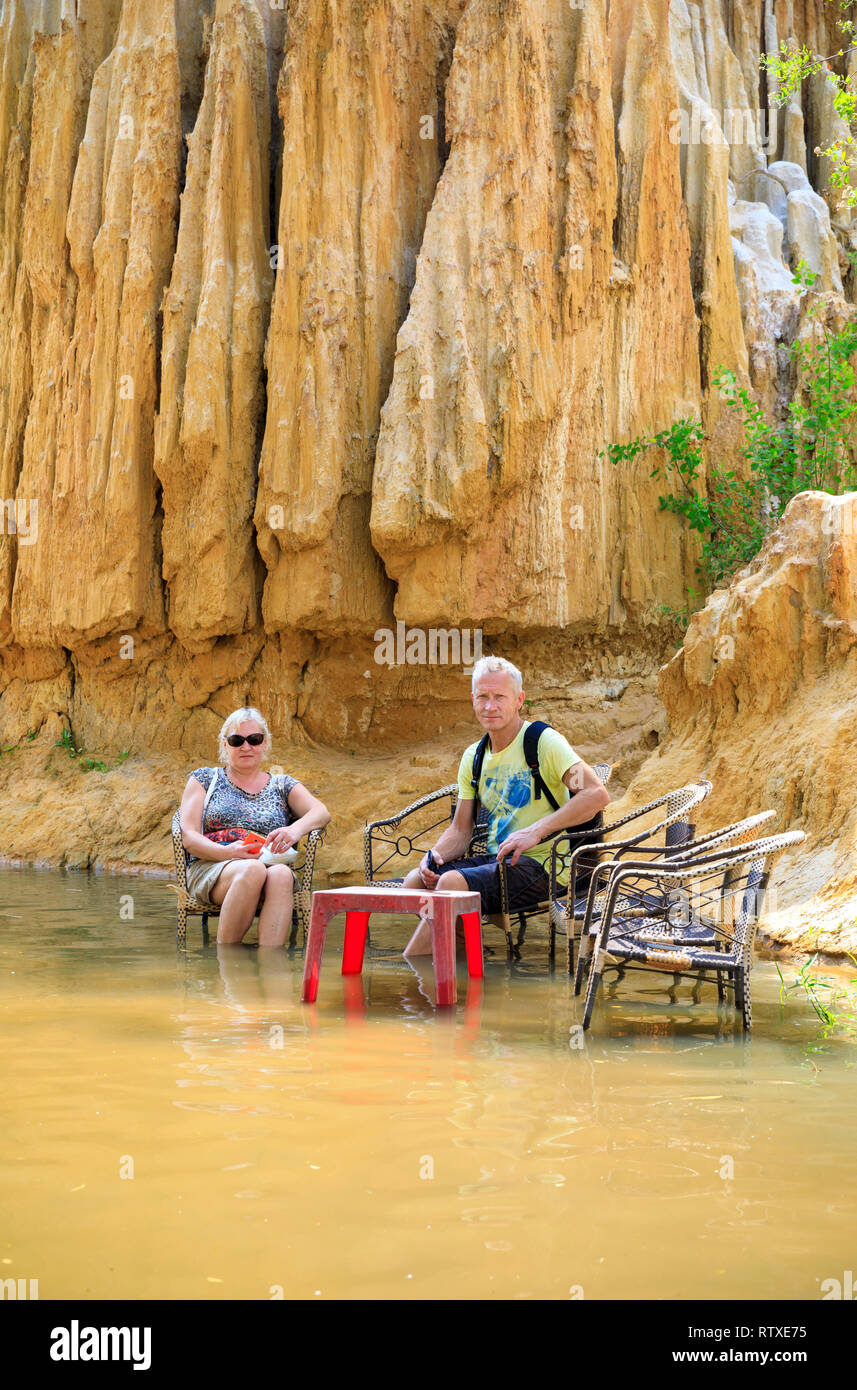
469;720;603;842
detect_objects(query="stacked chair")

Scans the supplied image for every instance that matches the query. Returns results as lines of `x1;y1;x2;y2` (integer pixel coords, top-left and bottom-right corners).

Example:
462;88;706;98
554;799;776;975
544;778;714;966
572;822;804;1032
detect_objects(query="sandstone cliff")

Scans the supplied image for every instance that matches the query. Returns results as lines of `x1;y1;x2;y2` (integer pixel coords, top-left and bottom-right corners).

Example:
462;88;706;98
629;489;857;957
0;0;855;953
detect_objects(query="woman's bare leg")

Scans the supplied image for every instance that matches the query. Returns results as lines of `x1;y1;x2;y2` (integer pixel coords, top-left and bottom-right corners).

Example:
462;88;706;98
257;865;295;947
403;869;469;957
211;860;268;943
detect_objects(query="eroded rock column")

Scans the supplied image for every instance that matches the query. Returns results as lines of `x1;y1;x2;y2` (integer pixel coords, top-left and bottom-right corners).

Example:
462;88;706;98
255;0;466;635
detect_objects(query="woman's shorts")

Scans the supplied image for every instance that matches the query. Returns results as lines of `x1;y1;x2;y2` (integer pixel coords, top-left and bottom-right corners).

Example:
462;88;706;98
184;857;229;908
184;857;297;909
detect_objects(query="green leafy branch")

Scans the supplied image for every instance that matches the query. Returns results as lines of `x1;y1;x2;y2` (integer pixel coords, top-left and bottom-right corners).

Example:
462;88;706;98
601;297;857;594
0;729;38;757
760;1;857;209
776;951;857;1041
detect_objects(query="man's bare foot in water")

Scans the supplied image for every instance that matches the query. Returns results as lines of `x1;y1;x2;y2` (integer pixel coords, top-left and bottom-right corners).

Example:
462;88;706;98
403;917;433;957
402;867;471;957
403;920;469;958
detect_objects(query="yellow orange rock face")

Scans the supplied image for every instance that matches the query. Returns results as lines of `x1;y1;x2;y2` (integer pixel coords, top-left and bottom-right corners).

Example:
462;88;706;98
254;0;465;635
0;1;854;953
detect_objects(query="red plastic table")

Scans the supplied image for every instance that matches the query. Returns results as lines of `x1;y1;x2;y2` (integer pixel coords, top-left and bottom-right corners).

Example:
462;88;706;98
301;886;483;1008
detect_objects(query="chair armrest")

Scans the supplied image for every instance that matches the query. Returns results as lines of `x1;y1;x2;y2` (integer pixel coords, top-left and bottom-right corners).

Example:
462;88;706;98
364;784;458;833
363;785;458;883
553;780;713;876
550;812;663;898
171;810;189;888
554;799;701;904
297;826;325;894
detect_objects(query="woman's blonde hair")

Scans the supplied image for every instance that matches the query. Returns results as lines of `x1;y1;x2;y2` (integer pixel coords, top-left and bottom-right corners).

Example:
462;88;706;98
217;707;272;764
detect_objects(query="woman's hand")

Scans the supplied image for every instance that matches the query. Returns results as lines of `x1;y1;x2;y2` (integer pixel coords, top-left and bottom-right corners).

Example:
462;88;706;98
263;826;300;854
223;840;263;860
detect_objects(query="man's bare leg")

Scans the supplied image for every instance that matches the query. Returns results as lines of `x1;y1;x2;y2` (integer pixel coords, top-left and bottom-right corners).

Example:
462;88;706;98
403;868;469;957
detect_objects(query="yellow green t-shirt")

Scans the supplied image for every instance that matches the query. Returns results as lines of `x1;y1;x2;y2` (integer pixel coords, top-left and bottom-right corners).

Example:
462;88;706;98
457;722;581;884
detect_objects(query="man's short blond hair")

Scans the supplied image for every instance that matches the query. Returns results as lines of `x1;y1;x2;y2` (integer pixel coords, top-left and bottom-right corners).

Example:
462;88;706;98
471;656;523;693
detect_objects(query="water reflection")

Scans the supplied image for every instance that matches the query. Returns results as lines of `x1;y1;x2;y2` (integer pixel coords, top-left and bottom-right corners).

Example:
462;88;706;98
1;865;855;1299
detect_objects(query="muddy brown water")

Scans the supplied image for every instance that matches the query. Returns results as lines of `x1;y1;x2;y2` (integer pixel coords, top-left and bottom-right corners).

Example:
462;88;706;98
1;867;855;1300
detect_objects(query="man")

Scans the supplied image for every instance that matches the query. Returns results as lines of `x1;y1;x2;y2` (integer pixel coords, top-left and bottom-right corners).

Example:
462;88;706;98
402;655;610;956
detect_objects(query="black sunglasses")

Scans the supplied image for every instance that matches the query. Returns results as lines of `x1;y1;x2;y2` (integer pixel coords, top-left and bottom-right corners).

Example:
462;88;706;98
226;733;265;747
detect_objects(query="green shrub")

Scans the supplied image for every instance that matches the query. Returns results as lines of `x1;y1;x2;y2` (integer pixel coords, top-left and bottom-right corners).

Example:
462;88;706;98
602;277;857;594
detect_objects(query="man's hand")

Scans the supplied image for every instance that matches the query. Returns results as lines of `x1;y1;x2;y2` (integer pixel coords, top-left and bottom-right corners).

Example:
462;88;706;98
496;826;543;867
418;850;443;888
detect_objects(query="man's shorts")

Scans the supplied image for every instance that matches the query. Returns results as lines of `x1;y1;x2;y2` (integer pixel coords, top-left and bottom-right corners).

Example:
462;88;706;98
437;852;550;916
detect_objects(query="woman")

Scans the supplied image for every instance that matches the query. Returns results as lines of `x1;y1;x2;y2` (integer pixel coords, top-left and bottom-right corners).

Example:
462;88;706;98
179;707;330;946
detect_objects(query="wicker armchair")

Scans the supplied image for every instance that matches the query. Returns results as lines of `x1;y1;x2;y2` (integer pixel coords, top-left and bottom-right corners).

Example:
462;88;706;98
171;809;326;946
363;763;611;954
547;779;714;970
577;829;805;1032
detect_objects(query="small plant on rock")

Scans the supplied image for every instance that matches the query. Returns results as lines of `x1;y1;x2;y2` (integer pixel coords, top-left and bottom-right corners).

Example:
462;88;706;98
55;726;129;772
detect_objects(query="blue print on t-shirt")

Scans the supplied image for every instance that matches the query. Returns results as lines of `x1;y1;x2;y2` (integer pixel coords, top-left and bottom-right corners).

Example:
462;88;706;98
483;770;532;852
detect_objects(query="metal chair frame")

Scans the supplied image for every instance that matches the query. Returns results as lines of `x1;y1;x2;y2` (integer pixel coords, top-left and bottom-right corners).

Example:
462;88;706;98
566;809;777;981
576;830;805;1032
171;809;326;947
364;784;462;886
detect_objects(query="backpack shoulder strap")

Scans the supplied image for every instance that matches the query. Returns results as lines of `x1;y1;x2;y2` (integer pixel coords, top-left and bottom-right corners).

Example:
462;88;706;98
523;721;560;812
469;734;491;824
